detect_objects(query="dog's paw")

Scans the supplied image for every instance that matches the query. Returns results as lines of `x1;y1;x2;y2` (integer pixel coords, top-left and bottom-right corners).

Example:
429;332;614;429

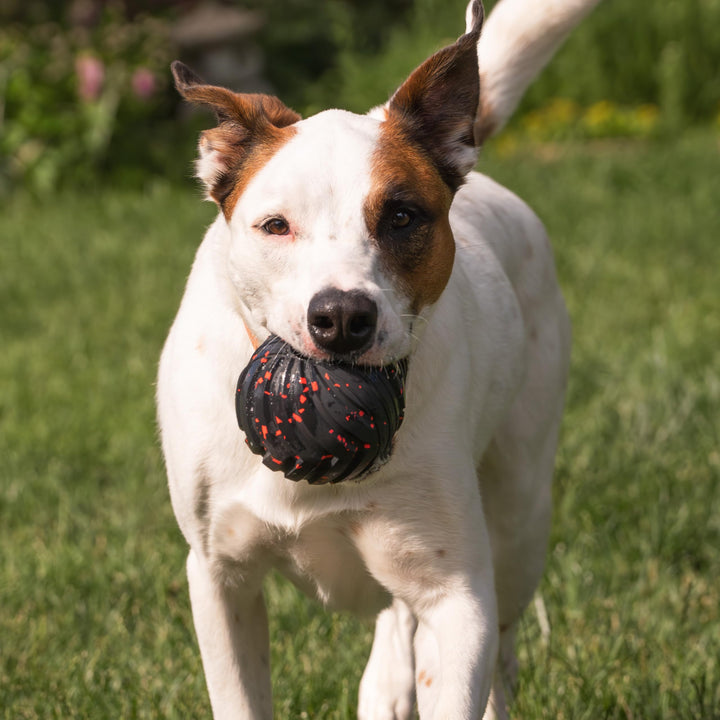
357;688;415;720
358;602;416;720
357;642;415;719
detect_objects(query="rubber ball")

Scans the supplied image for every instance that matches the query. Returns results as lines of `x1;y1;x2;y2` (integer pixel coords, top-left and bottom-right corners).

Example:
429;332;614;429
236;335;408;484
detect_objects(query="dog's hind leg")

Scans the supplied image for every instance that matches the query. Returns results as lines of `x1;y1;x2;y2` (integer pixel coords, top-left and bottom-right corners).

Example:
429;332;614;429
358;598;417;720
186;549;272;720
482;623;518;720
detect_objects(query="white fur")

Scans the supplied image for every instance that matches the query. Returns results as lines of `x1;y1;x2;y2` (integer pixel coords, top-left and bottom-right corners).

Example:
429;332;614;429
157;1;584;717
195;136;226;198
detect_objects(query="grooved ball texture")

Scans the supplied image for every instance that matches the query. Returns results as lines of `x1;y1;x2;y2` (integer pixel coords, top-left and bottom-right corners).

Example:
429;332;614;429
236;335;408;484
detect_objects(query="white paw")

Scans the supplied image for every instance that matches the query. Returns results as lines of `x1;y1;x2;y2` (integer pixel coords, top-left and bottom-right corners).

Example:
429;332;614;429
357;682;415;720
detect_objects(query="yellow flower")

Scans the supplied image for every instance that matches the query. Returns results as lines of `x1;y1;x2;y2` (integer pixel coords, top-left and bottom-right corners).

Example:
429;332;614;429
633;105;660;134
583;101;616;131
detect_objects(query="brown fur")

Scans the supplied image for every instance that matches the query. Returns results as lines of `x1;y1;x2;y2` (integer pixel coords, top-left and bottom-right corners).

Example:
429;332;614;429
363;7;483;312
365;124;455;312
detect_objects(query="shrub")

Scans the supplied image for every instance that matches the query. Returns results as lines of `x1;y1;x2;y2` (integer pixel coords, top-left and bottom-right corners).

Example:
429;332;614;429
284;0;720;131
506;98;661;144
0;3;175;194
512;0;720;126
3;0;720;194
243;0;414;111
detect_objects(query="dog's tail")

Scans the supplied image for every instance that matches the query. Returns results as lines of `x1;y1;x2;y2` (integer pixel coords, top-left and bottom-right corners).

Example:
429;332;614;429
471;0;601;144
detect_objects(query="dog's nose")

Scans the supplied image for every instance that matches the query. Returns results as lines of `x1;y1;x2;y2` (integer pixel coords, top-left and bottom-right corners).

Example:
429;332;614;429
307;289;378;357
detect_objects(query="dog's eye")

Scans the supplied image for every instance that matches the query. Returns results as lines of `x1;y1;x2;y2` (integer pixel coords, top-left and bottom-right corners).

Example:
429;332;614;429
390;209;414;229
262;217;290;236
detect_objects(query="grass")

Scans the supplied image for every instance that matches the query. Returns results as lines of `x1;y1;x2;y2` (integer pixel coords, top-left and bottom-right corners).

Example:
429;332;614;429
1;130;719;718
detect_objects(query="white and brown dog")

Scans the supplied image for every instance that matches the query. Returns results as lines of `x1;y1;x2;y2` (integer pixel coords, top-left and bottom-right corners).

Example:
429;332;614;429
157;0;598;717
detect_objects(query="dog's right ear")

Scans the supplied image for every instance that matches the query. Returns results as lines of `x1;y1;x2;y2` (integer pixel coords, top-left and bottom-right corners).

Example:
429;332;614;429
383;1;483;192
171;61;301;211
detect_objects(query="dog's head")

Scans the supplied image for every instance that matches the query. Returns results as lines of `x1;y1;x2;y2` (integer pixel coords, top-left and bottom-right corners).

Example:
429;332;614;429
174;1;483;367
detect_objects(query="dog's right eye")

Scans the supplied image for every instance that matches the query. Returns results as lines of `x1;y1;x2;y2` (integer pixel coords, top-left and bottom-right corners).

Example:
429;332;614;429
261;217;290;236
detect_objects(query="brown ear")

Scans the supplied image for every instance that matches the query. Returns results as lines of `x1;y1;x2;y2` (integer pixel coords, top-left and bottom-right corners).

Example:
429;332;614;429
385;0;483;191
171;61;301;209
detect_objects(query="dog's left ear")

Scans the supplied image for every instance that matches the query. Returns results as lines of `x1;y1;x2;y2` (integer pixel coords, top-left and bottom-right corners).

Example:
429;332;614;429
386;0;484;191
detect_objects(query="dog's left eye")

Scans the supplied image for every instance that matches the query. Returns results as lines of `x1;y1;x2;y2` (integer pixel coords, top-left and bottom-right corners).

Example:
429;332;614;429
390;209;414;229
262;217;290;236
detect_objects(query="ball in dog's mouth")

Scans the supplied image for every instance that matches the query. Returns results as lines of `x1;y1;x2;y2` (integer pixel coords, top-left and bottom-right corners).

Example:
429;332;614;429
236;334;408;484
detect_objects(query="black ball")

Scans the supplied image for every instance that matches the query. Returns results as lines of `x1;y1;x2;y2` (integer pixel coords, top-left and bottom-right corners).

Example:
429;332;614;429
236;335;408;484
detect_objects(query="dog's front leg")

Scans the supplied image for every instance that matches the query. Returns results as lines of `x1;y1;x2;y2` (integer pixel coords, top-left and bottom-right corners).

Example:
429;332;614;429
187;549;272;720
412;582;498;719
359;483;499;719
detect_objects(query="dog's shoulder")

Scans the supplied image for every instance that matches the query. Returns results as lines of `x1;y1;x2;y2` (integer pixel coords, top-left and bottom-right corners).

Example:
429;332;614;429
451;172;550;280
450;171;566;331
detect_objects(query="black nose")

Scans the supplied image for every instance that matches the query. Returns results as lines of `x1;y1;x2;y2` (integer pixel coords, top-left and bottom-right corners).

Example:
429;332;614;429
307;289;378;357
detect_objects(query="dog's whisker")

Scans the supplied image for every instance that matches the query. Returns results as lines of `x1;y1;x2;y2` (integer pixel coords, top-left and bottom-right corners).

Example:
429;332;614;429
400;313;429;329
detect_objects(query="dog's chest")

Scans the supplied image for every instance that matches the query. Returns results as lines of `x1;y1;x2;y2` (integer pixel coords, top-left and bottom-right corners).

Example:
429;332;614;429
211;500;391;614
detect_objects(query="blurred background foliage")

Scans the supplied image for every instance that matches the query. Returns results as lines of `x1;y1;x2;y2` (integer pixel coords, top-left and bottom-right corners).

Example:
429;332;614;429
1;0;720;194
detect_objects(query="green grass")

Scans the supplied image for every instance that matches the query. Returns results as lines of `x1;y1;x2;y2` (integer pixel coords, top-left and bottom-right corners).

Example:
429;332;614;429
1;130;719;718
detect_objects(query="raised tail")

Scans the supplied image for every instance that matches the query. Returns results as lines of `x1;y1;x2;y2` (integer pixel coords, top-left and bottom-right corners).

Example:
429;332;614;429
470;0;601;143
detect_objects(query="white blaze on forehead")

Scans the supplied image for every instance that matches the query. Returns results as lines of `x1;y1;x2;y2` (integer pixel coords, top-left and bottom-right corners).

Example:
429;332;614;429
232;109;381;240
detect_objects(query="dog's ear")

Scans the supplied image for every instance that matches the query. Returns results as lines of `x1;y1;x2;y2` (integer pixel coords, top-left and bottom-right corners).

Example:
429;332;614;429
385;0;483;191
171;61;301;208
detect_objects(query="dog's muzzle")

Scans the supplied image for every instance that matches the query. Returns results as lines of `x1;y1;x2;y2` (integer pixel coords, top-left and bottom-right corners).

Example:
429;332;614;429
236;334;408;484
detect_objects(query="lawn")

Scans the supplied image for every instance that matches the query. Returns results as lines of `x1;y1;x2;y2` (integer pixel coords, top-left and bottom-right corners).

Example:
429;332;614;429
1;130;718;719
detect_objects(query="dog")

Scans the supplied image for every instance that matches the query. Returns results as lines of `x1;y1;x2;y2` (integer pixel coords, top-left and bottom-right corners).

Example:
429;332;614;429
157;0;598;717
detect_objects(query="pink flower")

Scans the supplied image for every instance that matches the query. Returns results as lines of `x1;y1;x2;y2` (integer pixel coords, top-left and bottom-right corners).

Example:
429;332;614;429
75;55;104;101
131;68;156;101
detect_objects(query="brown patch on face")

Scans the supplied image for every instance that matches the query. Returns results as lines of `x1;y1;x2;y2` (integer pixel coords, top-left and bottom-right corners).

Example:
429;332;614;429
364;10;485;312
365;120;455;312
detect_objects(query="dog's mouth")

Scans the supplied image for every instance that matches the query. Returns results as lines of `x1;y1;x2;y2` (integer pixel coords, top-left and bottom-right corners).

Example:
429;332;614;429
236;334;409;484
